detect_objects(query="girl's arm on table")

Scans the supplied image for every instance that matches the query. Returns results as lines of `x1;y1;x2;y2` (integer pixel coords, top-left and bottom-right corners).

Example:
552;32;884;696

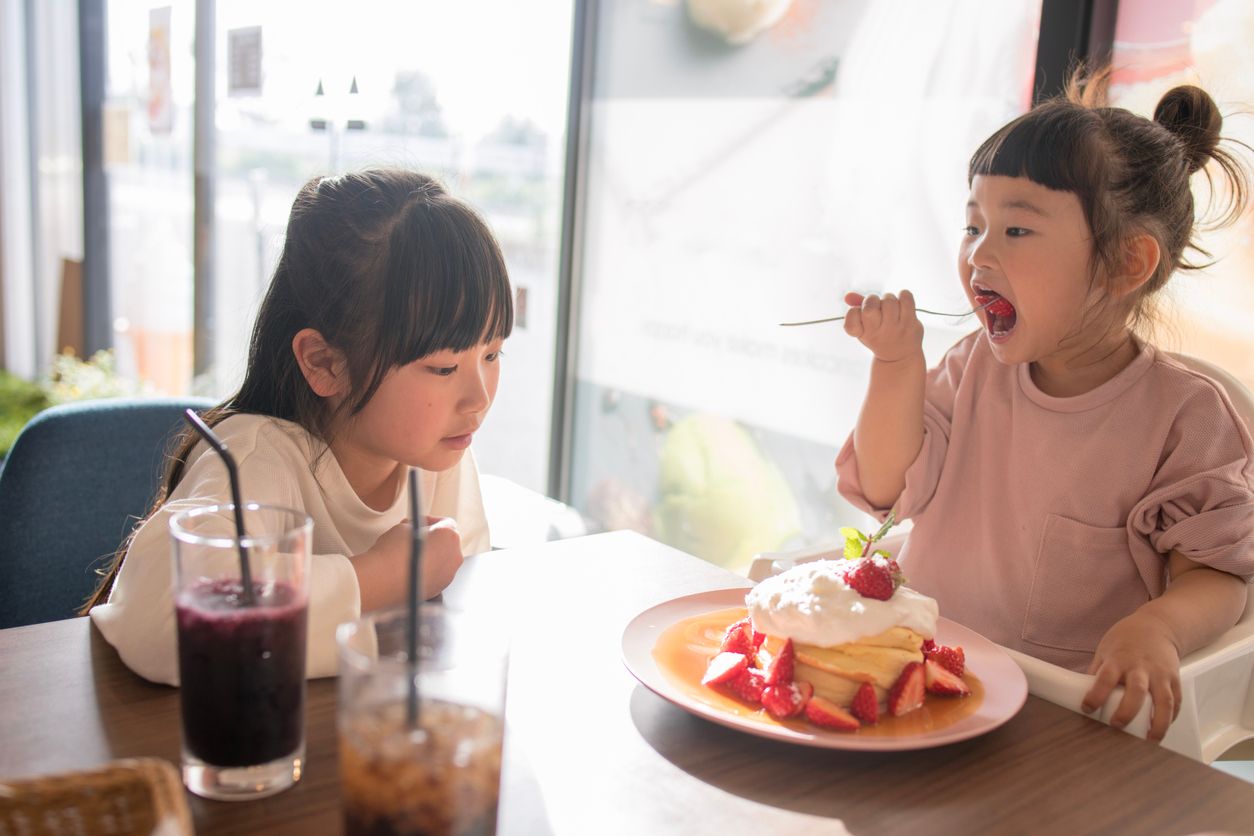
1083;551;1248;742
844;291;927;509
353;517;464;611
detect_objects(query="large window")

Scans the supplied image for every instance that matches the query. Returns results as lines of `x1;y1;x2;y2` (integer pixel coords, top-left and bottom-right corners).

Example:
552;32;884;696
14;0;1252;568
568;1;1043;570
99;0;574;492
103;1;195;398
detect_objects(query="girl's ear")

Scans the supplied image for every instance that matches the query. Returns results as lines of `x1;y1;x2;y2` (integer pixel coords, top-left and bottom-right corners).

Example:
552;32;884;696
292;328;350;399
1113;233;1161;298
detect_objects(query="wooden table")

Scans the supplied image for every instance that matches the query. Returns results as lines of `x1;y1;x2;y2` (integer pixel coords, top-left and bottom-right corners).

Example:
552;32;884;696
2;530;1252;835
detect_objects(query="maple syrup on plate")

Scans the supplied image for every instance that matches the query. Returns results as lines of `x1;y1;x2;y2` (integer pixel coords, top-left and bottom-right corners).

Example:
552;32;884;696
652;607;984;737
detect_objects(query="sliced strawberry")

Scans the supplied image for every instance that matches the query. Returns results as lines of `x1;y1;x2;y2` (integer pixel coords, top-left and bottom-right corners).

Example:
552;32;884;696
804;695;860;731
795;680;813;705
921;638;937;653
723;667;766;704
924;643;965;677
761;682;807;719
887;661;926;717
751;629;767;651
850;682;880;725
763;638;795;686
719;618;754;656
925;659;972;697
701;652;749;687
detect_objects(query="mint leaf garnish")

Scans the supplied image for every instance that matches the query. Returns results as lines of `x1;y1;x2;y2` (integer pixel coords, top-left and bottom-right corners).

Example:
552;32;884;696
840;510;899;559
840;526;867;559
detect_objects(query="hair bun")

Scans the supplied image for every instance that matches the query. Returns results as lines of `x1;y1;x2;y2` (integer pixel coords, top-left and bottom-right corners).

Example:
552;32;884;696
1153;85;1222;174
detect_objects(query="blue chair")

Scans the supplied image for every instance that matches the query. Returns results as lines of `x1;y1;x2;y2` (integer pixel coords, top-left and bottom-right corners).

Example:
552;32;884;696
0;396;214;629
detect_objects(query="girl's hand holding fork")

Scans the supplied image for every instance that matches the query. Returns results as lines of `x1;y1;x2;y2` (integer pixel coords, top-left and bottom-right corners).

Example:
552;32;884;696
843;290;925;364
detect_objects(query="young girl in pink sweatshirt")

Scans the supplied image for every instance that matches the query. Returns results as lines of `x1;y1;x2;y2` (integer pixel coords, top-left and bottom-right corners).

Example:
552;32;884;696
835;73;1253;742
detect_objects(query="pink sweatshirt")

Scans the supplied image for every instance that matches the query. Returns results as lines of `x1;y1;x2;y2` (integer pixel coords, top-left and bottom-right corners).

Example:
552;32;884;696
836;330;1254;671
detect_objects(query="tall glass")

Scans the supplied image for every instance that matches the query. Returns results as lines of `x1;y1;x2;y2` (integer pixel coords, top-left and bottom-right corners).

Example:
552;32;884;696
337;605;508;836
170;503;312;801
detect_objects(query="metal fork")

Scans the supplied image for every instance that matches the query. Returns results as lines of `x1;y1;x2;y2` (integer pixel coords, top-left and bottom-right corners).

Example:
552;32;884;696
779;297;995;327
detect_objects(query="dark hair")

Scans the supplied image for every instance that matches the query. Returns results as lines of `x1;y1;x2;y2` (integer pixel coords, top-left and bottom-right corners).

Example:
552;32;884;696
82;168;513;611
967;69;1250;334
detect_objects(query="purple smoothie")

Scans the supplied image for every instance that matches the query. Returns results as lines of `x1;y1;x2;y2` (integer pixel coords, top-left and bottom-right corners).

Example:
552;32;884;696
176;579;307;767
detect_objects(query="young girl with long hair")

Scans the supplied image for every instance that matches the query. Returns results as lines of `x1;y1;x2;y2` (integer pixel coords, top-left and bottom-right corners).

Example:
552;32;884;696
87;168;512;685
836;74;1253;742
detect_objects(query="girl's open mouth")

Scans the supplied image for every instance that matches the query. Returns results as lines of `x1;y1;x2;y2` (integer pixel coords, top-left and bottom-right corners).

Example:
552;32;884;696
974;288;1017;338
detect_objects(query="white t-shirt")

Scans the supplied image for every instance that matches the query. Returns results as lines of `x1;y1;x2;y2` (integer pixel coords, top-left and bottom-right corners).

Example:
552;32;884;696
90;413;490;685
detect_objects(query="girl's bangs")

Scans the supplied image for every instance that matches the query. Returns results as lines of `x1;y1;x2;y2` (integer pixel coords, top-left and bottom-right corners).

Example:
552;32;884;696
968;105;1098;194
383;199;514;367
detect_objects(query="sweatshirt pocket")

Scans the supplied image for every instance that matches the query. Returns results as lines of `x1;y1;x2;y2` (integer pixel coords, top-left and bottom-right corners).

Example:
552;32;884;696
1020;514;1150;654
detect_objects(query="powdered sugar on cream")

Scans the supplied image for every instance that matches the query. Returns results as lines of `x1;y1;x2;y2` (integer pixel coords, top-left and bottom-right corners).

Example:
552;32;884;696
746;560;938;646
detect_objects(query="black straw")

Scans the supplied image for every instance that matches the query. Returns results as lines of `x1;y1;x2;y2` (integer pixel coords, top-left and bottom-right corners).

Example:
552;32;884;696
182;409;255;606
406;468;423;727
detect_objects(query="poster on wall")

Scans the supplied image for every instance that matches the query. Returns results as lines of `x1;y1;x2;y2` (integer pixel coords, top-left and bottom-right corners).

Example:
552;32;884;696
228;26;263;97
147;6;173;135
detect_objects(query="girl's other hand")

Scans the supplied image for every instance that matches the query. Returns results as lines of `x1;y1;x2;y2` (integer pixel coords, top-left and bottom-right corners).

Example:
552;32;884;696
419;515;464;599
842;290;924;363
354;516;464;610
1082;612;1182;743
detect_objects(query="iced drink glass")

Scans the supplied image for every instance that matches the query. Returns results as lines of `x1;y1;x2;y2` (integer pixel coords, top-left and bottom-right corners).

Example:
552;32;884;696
170;503;312;800
336;605;507;836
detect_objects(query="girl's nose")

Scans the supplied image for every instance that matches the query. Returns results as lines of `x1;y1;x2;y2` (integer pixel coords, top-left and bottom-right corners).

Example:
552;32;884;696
460;364;492;413
966;233;995;270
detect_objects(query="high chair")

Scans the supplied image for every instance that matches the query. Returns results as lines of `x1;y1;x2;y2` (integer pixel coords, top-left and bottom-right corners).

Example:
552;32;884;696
749;352;1254;764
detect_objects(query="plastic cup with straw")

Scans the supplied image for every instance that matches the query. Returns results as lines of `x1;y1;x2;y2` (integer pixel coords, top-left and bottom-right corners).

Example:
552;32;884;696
182;409;255;606
406;468;424;727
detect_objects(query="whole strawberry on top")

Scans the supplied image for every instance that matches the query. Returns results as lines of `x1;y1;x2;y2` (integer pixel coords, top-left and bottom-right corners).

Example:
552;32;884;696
842;554;905;601
839;511;906;601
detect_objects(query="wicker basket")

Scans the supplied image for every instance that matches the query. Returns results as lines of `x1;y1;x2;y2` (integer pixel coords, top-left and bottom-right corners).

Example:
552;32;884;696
0;758;193;836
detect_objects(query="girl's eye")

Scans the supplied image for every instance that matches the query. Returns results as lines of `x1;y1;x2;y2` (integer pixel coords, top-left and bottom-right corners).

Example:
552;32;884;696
485;352;500;363
431;365;457;377
963;225;980;237
1007;227;1030;237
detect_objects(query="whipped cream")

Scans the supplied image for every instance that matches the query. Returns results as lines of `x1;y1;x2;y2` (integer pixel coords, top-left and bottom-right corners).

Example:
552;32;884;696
745;560;938;647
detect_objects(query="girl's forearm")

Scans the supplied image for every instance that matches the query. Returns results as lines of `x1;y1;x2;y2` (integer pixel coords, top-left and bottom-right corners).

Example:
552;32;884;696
1138;554;1248;656
852;353;926;509
351;551;406;612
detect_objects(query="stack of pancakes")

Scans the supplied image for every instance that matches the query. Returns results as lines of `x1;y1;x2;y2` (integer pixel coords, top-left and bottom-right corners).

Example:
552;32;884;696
758;627;925;708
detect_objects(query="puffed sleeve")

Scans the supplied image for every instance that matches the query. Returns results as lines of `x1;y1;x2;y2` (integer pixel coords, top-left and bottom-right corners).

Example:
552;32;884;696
304;552;360;679
1128;386;1254;581
836;334;975;521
